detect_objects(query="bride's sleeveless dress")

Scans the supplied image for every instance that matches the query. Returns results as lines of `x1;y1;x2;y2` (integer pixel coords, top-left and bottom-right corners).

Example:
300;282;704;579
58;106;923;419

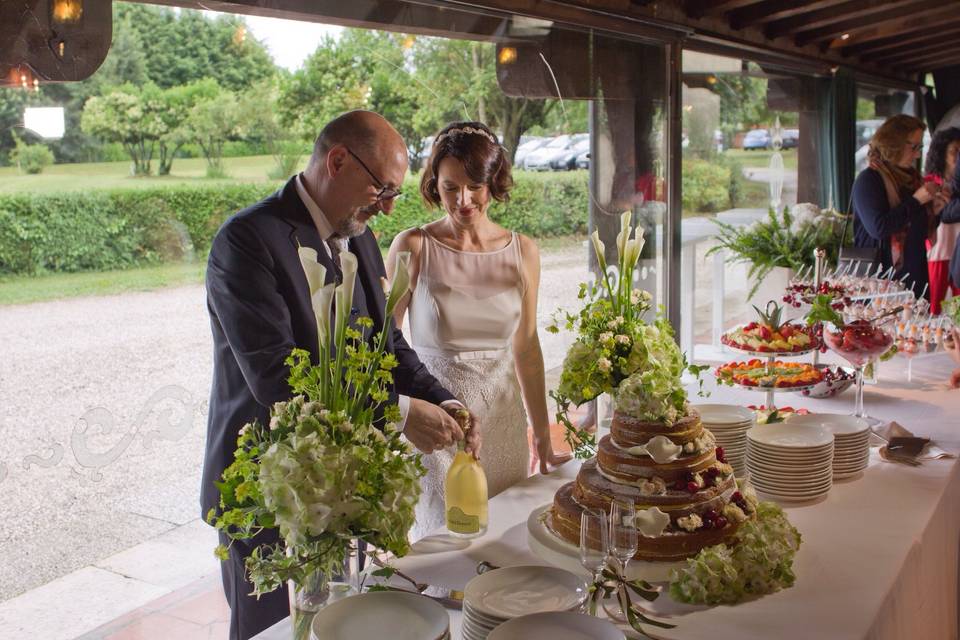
408;228;530;541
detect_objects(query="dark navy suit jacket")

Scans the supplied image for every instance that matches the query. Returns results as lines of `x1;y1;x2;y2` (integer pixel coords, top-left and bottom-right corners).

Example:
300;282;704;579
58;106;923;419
200;176;454;516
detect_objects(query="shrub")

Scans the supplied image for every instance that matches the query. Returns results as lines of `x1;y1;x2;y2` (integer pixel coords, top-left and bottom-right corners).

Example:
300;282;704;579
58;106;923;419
11;140;55;175
682;158;730;213
0;172;591;275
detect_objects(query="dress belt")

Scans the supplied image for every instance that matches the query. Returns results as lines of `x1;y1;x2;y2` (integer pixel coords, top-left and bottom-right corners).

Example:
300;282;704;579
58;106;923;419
413;345;510;361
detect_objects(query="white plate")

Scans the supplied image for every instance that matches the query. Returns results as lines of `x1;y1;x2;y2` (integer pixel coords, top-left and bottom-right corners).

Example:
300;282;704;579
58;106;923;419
694;403;755;425
834;469;866;479
464;602;507;626
751;476;834;491
788;413;870;437
310;591;449;640
747;423;834;449
746;455;834;470
747;440;834;456
465;565;589;620
756;487;831;502
487;611;625;640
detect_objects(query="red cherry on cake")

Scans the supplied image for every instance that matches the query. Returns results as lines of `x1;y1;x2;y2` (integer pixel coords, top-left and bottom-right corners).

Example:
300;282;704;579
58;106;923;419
687;481;700;493
715;516;728;529
715;447;726;463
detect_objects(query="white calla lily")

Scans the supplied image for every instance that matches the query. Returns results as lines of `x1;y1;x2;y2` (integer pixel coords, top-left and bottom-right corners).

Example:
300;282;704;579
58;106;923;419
635;507;671;538
591;230;607;273
312;282;335;349
616;211;631;261
625;226;645;269
334;250;358;339
386;251;412;316
297;246;327;296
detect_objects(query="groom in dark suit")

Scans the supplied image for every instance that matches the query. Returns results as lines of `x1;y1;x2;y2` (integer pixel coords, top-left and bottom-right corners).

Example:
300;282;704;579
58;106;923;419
202;111;476;640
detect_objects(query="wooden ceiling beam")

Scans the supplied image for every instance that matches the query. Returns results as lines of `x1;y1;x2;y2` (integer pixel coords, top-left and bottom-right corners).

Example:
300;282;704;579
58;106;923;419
764;0;928;40
684;0;766;19
874;40;960;66
727;0;848;30
794;3;954;47
841;25;960;57
890;47;960;71
860;28;960;61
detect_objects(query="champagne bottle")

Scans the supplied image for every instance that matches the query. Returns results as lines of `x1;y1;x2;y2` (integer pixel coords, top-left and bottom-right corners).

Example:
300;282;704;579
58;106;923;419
445;409;488;538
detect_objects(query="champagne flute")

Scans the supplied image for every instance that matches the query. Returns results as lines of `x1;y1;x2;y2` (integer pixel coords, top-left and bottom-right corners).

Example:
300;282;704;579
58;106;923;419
604;499;638;622
579;508;608;581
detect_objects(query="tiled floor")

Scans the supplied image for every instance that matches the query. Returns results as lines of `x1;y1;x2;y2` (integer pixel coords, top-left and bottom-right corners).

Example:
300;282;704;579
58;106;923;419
80;418;581;639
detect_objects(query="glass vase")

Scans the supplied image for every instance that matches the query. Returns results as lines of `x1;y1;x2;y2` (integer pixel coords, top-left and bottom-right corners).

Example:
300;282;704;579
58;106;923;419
288;568;330;640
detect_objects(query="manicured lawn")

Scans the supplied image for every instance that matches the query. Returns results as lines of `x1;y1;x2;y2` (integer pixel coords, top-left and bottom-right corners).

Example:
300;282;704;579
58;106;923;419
725;148;799;171
0;154;306;194
0;261;207;305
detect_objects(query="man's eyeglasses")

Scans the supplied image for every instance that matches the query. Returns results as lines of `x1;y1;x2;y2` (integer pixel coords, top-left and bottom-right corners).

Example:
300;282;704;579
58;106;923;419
345;147;403;203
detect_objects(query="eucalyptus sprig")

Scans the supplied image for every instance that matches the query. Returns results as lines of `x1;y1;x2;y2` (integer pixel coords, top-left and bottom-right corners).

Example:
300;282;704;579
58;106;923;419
587;557;676;638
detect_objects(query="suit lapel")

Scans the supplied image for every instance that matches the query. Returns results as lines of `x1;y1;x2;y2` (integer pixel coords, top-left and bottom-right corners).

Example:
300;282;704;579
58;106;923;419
278;177;339;287
350;231;387;332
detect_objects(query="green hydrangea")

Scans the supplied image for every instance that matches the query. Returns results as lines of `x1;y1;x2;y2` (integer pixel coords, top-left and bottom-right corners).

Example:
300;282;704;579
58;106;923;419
669;502;802;604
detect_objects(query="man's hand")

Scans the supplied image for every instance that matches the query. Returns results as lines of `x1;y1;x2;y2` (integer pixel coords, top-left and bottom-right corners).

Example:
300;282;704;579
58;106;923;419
405;398;464;454
444;405;482;460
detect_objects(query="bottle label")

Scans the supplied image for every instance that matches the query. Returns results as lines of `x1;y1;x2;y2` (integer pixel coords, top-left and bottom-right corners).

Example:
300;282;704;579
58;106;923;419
446;506;480;534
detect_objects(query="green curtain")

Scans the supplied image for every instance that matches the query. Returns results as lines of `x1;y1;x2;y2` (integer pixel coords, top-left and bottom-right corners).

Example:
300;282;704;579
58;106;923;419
815;68;857;211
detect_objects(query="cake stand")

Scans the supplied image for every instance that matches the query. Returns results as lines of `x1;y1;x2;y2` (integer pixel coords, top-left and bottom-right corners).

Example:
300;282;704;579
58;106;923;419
526;503;685;583
719;340;820;411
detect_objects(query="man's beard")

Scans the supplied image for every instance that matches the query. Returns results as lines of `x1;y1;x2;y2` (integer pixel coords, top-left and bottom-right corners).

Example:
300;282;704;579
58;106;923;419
336;204;378;238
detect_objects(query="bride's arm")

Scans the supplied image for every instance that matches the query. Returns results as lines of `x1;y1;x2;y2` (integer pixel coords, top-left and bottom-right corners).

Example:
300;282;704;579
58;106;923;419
513;236;568;474
386;228;424;329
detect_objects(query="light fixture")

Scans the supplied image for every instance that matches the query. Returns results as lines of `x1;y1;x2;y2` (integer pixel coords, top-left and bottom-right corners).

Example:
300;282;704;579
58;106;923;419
51;0;83;24
706;74;717;85
840;33;850;40
498;46;518;65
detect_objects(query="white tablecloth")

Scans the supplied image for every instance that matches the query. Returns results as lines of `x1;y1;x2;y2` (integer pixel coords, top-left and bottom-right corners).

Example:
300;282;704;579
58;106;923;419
256;355;960;640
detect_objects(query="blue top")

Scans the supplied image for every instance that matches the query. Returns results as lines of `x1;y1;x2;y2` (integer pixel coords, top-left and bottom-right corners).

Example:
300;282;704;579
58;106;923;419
851;167;929;298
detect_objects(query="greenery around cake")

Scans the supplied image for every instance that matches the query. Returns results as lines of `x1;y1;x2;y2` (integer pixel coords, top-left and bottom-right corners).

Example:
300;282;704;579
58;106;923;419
548;213;708;458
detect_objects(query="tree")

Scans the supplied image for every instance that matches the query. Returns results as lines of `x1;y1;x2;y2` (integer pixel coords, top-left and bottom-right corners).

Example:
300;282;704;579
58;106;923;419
409;38;556;162
96;14;149;88
80;84;166;175
181;86;243;177
239;78;305;179
156;79;219;175
278;30;421;157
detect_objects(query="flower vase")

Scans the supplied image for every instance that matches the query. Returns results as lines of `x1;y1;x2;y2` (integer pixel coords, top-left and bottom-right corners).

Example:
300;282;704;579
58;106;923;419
288;568;330;640
598;393;615;436
327;539;361;601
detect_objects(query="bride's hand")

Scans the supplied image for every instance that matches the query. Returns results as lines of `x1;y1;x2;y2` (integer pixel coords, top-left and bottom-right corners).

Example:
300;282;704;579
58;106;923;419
533;433;572;475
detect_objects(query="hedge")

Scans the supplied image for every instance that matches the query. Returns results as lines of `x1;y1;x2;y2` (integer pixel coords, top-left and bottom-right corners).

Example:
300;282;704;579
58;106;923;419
0;166;735;275
0;172;590;275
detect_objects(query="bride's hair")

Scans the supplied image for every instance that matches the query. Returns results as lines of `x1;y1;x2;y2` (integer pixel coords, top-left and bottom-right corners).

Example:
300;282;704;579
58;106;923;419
420;121;514;207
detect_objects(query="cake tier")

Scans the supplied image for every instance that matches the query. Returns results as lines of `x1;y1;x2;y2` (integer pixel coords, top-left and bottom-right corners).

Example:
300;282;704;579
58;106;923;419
597;434;716;484
576;457;734;510
611;409;703;447
550;481;743;561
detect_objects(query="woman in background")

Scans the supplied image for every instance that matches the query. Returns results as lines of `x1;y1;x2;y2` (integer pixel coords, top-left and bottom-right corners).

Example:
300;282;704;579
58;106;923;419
923;127;960;314
852;114;939;299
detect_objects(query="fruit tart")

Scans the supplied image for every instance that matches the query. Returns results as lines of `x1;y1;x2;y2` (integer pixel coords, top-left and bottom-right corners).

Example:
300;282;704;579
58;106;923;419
722;302;818;354
716;360;824;388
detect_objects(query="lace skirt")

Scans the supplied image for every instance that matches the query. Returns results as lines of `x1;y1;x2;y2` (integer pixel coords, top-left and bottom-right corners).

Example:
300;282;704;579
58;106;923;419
409;349;529;541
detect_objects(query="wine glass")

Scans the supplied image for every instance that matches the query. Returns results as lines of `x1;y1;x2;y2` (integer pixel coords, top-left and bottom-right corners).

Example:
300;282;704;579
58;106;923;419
604;500;638;622
579;508;608;585
822;318;893;425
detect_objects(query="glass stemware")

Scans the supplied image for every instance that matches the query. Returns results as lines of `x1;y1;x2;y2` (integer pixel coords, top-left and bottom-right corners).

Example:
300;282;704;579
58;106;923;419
823;319;893;424
579;508;608;584
604;499;638;622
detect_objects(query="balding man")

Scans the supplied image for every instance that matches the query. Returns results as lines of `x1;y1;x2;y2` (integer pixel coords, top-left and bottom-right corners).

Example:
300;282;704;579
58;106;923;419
201;111;473;639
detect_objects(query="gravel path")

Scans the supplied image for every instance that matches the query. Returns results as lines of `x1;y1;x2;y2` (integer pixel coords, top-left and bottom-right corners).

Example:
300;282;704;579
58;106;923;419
0;243;591;602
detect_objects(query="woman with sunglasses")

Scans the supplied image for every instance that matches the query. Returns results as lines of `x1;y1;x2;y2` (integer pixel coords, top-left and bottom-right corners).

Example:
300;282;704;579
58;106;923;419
387;121;569;540
852;114;939;298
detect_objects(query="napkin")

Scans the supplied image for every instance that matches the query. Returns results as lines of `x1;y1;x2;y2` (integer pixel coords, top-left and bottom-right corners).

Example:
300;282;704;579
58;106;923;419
874;421;956;464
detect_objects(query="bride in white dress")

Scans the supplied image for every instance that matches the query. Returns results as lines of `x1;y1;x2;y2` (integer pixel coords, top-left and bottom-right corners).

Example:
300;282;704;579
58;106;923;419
387;121;568;540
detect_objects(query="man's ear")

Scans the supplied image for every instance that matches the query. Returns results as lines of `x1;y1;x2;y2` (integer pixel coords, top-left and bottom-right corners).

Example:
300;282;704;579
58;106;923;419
325;145;348;178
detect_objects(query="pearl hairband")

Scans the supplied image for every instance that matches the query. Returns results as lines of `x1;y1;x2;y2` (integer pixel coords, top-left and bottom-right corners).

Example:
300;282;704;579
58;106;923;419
435;126;497;144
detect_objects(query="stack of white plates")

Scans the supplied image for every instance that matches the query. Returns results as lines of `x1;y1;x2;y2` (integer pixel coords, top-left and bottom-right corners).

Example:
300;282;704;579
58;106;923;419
746;422;835;501
788;414;870;478
462;566;589;640
310;590;449;640
487;611;624;640
695;403;755;476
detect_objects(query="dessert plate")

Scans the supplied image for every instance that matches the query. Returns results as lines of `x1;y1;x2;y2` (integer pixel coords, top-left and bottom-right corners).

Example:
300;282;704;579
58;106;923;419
310;590;449;640
487;611;625;640
464;565;588;619
747;423;833;449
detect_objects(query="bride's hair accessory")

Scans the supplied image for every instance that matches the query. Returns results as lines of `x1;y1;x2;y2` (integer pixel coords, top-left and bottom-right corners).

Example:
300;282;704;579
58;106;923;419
435;126;497;145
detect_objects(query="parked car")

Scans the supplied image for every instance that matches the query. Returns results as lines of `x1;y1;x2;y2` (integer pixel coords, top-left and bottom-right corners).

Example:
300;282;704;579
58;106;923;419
514;137;550;167
575;148;590;170
856;119;883;149
523;134;587;170
549;137;590;170
742;129;771;150
781;128;800;149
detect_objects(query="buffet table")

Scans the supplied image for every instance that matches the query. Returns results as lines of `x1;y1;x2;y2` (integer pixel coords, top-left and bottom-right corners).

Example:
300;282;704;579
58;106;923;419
256;355;960;640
